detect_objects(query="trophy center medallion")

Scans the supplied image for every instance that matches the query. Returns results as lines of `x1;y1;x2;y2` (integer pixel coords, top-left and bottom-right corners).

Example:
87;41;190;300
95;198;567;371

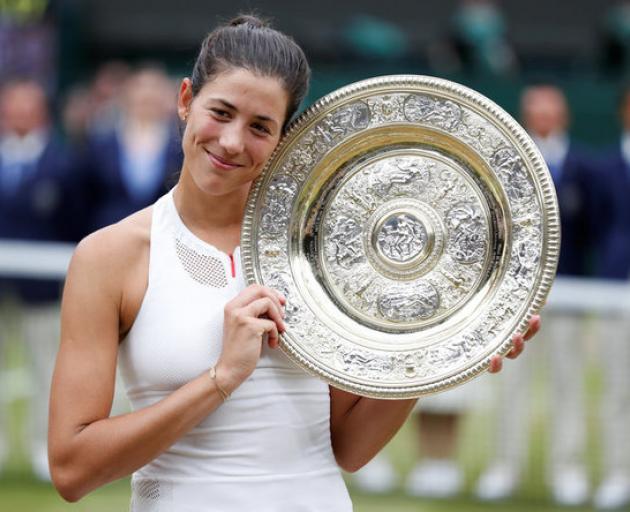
375;212;429;265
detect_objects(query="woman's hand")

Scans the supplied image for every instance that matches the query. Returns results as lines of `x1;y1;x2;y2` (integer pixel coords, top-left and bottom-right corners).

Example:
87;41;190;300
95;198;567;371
488;314;541;373
216;284;286;393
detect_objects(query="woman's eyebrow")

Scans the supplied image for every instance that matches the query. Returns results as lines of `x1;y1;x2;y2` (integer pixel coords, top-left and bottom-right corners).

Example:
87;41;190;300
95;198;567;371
217;98;236;110
210;98;278;126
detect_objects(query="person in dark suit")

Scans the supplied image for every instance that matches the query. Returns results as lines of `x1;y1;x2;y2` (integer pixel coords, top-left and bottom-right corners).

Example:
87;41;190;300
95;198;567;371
0;78;79;480
590;86;630;511
596;91;630;281
81;66;182;232
476;85;598;506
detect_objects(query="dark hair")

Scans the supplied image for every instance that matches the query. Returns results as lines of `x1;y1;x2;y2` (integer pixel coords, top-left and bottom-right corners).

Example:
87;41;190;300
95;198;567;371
191;14;310;129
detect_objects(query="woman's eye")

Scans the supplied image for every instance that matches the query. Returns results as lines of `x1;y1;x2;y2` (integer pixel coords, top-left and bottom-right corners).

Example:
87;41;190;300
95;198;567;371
211;109;230;118
252;123;271;135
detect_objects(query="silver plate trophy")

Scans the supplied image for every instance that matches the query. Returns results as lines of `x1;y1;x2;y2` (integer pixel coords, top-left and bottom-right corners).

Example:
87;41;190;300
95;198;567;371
241;75;560;399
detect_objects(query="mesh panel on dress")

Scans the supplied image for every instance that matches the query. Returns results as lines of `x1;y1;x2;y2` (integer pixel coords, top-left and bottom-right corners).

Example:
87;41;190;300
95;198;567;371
175;237;228;288
135;479;161;500
131;479;172;511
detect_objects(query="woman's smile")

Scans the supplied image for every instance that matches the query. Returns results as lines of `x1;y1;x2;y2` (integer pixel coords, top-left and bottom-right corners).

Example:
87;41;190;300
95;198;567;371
204;149;244;171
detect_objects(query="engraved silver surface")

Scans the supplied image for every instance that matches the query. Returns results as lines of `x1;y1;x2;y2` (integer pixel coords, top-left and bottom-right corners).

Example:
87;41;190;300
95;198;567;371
241;75;560;399
375;212;428;264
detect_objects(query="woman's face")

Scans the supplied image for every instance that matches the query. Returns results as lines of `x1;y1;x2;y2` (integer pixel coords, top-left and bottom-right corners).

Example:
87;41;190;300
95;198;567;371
178;67;289;198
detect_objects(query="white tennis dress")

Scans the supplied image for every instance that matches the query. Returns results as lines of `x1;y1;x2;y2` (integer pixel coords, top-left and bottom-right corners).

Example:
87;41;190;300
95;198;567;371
118;190;353;511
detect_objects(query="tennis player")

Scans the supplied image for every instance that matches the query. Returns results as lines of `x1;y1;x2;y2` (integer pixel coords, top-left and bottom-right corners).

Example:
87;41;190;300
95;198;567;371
48;15;539;511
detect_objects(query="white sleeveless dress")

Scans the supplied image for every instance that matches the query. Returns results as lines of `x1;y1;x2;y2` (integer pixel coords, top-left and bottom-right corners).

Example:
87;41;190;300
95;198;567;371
118;190;353;512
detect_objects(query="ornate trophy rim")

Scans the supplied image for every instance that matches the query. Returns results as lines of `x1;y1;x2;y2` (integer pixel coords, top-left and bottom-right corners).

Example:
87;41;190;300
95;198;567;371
241;74;560;399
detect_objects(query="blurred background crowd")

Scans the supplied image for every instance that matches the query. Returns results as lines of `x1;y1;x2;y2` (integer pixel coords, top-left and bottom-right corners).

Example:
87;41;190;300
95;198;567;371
3;0;630;510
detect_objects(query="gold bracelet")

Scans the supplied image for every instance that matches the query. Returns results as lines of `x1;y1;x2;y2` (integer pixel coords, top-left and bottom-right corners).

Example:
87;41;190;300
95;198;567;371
208;366;230;401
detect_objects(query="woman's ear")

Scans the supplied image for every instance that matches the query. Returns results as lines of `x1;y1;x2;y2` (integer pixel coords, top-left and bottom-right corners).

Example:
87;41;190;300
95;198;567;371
177;78;193;122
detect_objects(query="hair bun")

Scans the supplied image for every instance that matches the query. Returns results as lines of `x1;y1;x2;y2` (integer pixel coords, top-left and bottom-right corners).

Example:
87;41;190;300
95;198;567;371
228;14;268;29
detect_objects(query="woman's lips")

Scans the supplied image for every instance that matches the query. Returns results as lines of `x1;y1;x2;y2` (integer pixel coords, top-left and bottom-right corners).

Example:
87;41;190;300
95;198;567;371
206;150;243;171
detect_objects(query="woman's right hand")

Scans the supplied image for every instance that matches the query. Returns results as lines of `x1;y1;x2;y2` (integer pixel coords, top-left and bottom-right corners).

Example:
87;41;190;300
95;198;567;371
216;284;286;393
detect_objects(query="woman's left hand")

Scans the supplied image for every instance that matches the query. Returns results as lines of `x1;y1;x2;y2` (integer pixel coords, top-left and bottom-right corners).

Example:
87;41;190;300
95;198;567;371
488;314;541;373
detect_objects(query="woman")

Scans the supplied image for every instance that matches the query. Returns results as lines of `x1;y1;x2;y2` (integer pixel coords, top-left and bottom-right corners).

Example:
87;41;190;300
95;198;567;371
49;15;538;511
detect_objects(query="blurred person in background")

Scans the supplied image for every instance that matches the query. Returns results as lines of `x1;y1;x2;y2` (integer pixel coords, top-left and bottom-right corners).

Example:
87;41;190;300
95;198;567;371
447;0;517;76
600;1;630;76
354;379;489;499
81;65;182;233
340;15;408;61
61;61;131;147
0;78;79;480
61;84;93;146
402;400;466;499
85;60;130;137
401;378;491;499
590;85;630;510
475;84;599;506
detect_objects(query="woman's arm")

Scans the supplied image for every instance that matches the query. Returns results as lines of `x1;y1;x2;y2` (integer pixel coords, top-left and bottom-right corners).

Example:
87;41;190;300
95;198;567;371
48;225;228;502
329;389;417;473
49;220;286;503
49;224;284;501
329;315;541;472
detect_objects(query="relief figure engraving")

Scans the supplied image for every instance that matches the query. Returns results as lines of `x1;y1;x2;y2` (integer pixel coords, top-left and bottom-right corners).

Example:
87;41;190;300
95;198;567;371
491;147;535;201
367;157;432;197
261;175;298;234
377;282;439;321
446;203;487;264
403;94;463;130
368;95;405;123
330;101;370;132
377;213;428;263
326;216;365;269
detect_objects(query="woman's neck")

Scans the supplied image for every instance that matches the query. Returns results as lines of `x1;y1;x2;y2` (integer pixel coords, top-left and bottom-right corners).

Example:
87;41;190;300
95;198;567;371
173;174;249;252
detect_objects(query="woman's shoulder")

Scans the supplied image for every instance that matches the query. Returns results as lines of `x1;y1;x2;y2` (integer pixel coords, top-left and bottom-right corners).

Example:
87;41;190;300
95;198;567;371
70;207;153;282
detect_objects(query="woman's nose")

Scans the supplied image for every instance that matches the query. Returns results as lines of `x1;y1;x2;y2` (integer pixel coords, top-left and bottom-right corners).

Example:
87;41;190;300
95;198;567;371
219;124;245;155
